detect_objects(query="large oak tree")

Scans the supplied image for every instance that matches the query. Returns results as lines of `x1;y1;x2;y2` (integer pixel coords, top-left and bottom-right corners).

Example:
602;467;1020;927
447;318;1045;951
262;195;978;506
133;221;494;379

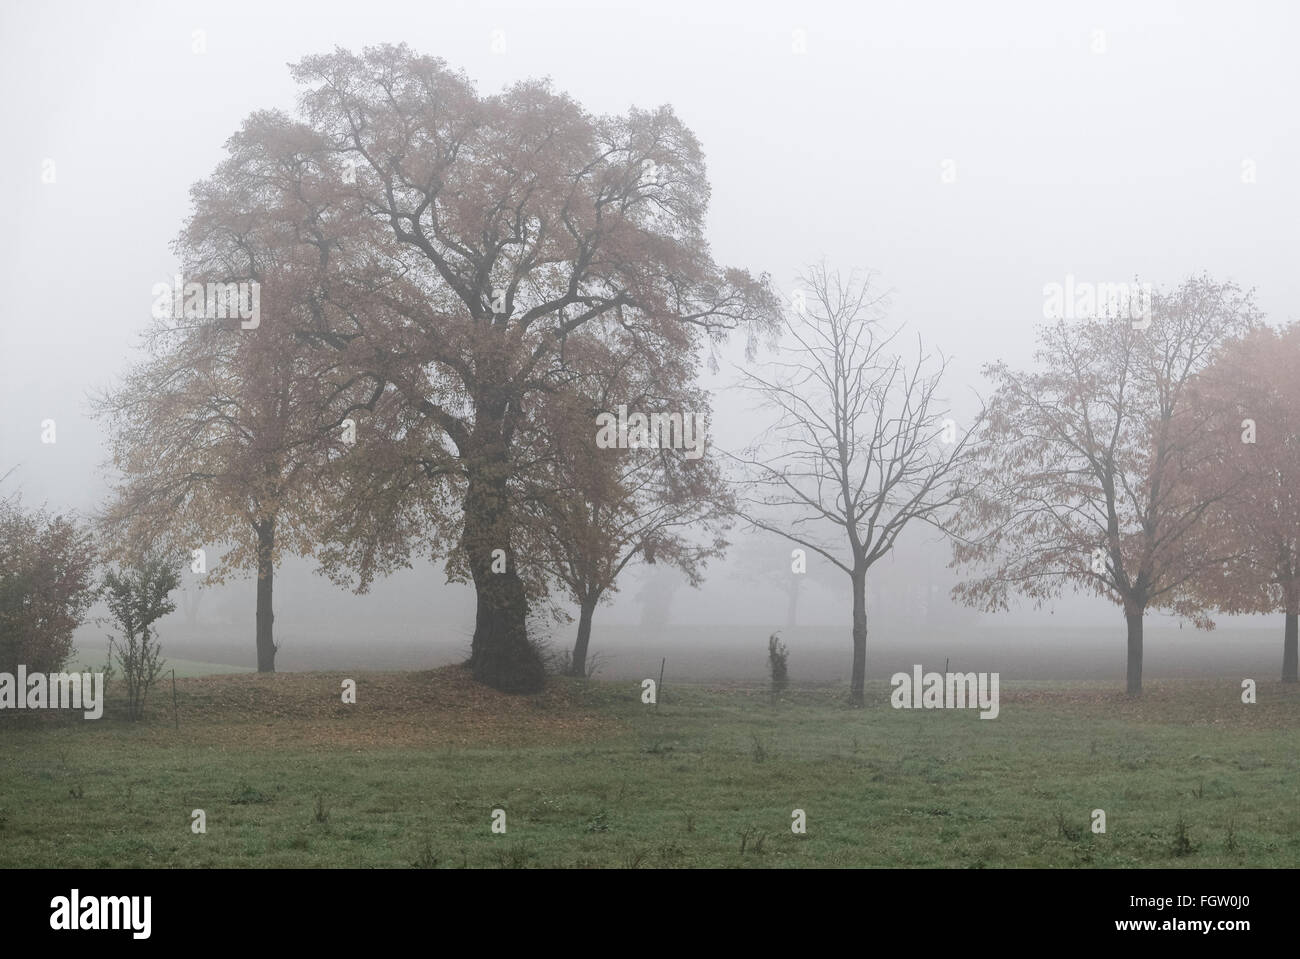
267;44;780;691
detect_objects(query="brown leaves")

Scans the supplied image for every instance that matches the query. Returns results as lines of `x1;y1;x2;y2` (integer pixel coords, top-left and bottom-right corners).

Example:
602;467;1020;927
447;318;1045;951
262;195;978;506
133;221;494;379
1179;322;1300;616
139;666;613;749
952;276;1260;620
1001;679;1299;731
0;497;98;674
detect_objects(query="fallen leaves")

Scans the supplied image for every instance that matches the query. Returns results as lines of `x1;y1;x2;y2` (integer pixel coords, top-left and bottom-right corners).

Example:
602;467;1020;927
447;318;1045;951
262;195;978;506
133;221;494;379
124;665;619;749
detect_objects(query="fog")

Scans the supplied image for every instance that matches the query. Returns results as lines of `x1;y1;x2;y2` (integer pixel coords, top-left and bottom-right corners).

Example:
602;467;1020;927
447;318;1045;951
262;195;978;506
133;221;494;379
3;0;1297;677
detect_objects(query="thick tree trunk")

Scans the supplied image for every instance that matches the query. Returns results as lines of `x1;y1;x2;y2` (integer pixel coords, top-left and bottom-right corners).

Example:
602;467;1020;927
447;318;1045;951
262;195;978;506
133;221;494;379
463;460;543;693
255;519;276;673
1283;608;1298;684
1125;609;1143;697
850;568;867;705
569;596;598;677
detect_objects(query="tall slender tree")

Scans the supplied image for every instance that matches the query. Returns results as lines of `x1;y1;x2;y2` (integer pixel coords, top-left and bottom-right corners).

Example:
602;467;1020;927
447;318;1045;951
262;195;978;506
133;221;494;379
94;114;377;671
527;329;730;676
730;265;975;704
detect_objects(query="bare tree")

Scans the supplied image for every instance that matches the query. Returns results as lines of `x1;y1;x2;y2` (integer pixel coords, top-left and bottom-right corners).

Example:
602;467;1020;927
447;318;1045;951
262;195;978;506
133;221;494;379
728;265;977;704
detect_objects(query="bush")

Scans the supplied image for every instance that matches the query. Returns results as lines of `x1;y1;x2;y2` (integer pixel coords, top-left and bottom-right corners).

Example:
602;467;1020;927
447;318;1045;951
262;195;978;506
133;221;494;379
102;554;179;720
0;496;97;675
767;631;789;699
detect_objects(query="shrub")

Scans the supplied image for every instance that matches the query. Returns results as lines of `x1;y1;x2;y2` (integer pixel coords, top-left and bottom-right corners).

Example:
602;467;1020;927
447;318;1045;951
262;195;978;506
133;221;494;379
767;631;789;699
0;496;97;675
1171;814;1197;857
102;553;179;720
411;839;440;869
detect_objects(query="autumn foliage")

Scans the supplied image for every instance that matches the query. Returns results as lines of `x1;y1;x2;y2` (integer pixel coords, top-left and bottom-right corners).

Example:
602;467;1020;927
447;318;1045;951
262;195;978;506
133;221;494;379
952;275;1260;695
0;496;97;675
1180;323;1300;682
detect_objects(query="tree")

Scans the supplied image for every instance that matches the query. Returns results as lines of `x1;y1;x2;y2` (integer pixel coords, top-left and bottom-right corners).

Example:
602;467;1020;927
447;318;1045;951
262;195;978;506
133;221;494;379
94;112;377;672
1181;323;1300;682
729;529;837;629
102;554;180;720
240;44;780;692
0;491;97;675
729;265;976;704
952;274;1259;696
528;336;731;676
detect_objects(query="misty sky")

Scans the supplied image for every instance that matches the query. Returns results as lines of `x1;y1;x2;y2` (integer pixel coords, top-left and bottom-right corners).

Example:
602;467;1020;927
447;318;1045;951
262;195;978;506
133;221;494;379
3;0;1297;637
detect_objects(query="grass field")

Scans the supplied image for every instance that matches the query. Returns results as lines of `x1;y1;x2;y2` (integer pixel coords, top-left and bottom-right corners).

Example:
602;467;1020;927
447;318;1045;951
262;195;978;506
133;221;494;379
67;636;256;679
1;668;1297;868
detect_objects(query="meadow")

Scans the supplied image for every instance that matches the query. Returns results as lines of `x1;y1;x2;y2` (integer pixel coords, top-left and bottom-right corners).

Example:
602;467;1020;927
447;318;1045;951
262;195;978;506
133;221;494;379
2;667;1296;868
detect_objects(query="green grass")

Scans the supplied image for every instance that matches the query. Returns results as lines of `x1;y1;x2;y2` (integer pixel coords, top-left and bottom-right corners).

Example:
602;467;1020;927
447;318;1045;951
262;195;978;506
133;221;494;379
68;637;255;678
1;672;1297;868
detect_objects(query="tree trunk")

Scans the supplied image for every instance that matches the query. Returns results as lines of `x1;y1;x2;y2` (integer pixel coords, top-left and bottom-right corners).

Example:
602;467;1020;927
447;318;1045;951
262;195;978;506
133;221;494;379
850;568;867;705
255;519;276;673
1283;608;1298;684
1125;609;1143;697
570;595;597;677
463;458;543;693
